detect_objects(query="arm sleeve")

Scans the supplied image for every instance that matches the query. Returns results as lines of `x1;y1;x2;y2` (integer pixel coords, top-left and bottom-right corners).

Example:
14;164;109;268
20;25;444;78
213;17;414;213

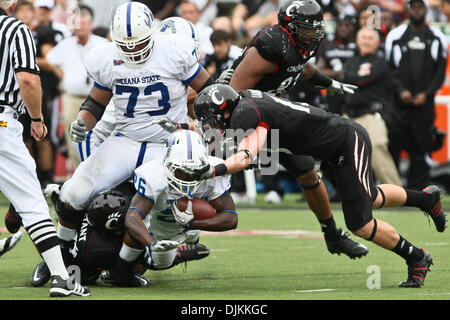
12;25;40;74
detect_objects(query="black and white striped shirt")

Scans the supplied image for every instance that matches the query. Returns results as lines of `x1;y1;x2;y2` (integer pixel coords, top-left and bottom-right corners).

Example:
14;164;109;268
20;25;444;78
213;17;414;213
0;9;39;114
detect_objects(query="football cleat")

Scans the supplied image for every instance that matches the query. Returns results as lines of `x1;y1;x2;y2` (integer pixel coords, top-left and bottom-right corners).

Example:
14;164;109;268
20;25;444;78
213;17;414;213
0;232;23;257
30;261;51;287
422;185;447;232
100;269;150;288
50;275;91;297
172;243;210;266
325;228;368;259
4;203;23;234
399;249;433;288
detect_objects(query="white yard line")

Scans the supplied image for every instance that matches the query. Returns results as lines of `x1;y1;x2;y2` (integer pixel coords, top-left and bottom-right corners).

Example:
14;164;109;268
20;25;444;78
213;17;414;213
292;289;335;293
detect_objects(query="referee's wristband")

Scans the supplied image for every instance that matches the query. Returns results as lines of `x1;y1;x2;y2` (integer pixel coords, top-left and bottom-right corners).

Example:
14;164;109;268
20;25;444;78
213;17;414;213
31;115;44;122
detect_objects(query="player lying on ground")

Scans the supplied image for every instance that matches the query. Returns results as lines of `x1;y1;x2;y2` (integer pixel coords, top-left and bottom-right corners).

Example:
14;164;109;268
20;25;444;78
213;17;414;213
28;186;211;286
101;129;238;286
30;130;237;286
183;84;447;288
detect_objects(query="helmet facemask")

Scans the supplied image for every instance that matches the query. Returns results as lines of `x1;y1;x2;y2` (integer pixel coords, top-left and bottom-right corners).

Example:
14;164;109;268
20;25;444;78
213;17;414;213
110;2;156;67
164;130;208;197
288;20;324;56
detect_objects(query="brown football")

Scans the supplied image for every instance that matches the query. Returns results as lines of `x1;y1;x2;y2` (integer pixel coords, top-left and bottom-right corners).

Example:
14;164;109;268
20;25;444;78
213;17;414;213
176;197;216;220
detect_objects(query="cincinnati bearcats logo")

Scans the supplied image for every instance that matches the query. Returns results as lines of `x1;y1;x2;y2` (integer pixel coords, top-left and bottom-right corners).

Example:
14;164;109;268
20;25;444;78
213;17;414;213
105;212;121;229
208;85;224;105
286;1;306;17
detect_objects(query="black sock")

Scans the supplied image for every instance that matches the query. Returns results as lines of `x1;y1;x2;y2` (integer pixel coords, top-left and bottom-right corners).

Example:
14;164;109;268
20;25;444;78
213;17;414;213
319;217;339;241
392;235;424;262
404;189;431;211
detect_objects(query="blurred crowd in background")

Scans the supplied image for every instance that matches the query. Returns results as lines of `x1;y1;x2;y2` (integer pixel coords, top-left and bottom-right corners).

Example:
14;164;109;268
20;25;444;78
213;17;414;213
12;0;450;204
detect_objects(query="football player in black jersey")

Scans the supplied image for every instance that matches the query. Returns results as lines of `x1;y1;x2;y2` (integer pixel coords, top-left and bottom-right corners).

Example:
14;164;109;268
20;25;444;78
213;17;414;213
188;84;447;288
218;0;365;260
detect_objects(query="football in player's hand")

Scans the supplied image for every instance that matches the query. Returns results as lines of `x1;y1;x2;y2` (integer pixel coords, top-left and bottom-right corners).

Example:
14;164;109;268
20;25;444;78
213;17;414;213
176;197;216;220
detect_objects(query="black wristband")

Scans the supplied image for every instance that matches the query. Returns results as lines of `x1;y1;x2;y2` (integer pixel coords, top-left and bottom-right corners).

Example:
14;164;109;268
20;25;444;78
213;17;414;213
179;123;189;130
310;70;333;88
31;115;44;122
214;163;228;177
186;219;195;229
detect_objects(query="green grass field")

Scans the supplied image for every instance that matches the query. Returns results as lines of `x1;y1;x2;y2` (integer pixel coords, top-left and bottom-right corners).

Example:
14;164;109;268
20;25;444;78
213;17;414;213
0;193;449;301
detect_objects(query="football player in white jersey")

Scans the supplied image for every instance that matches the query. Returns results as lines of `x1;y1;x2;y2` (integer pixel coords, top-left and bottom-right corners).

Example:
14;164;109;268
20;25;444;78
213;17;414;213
36;130;237;286
99;129;237;285
72;16;202;163
52;2;216;280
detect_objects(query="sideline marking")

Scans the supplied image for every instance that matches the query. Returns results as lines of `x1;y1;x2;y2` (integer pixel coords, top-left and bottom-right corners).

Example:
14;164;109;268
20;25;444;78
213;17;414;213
292;289;335;293
202;229;323;238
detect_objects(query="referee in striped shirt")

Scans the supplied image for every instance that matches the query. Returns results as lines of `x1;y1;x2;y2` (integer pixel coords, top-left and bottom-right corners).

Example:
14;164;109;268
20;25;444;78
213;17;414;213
0;0;90;297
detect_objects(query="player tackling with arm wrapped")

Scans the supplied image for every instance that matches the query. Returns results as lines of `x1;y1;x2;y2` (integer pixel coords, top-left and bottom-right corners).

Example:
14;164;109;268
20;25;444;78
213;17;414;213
215;0;367;260
185;84;447;288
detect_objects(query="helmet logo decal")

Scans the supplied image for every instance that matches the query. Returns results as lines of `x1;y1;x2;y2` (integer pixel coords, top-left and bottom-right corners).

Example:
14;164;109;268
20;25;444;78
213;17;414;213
105;212;121;230
209;85;225;105
286;1;306;17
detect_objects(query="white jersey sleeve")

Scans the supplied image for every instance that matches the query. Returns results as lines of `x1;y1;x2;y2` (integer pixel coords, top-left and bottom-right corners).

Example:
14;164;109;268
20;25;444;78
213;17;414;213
133;159;168;202
85;42;115;91
154;34;202;85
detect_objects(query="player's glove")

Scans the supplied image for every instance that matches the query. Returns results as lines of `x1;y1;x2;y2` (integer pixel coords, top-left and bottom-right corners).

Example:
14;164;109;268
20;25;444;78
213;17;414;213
182;159;215;181
216;67;234;85
150;116;180;133
150;240;179;252
69;119;87;142
324;80;358;96
172;199;195;228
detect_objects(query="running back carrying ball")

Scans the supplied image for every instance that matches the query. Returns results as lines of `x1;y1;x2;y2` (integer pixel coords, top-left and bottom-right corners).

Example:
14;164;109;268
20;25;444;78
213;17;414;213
176;197;216;220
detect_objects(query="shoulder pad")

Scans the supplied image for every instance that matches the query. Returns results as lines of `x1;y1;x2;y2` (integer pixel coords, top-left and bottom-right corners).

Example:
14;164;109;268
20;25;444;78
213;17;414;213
252;25;293;63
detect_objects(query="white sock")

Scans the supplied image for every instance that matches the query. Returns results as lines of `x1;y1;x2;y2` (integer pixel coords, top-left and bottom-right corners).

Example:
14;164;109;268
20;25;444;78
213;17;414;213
41;246;69;280
57;223;77;242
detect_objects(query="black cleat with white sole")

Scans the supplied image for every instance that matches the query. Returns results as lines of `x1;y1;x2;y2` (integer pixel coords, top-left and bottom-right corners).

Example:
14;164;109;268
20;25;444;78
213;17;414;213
100;269;150;287
326;228;368;259
50;275;91;297
30;260;51;287
0;232;23;257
